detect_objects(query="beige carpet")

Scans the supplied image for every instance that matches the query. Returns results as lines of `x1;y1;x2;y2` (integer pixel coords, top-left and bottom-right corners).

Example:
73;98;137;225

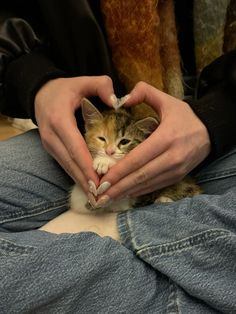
0;115;23;140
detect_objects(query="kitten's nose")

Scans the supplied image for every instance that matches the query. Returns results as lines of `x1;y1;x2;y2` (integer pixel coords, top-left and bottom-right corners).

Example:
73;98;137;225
106;146;116;156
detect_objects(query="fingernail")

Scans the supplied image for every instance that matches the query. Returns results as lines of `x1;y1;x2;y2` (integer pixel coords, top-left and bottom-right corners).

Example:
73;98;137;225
120;94;130;104
110;94;118;107
116;94;130;109
87;192;97;209
96;195;110;208
113;94;130;110
97;181;111;195
88;180;97;196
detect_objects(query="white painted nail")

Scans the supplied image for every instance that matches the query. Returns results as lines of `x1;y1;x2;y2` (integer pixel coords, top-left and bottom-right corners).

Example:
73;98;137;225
116;94;130;109
110;94;118;107
120;94;130;104
88;180;97;197
113;103;119;110
96;195;111;208
87;192;97;209
97;181;111;195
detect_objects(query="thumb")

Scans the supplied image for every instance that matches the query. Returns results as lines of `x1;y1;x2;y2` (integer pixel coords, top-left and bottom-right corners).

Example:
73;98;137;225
77;75;118;108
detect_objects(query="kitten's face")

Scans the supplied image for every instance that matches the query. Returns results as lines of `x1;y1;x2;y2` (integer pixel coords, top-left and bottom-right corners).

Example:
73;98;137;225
82;98;158;161
85;111;144;160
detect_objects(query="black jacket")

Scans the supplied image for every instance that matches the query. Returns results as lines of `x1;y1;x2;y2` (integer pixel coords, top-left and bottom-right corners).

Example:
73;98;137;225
0;0;236;160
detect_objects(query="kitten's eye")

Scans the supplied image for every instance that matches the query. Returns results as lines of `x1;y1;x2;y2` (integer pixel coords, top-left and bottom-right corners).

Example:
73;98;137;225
98;136;106;142
119;138;130;145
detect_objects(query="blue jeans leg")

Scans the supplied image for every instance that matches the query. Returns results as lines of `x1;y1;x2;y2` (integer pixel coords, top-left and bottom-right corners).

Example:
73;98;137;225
0;130;73;231
118;145;236;313
0;231;168;314
0;131;168;314
1;130;236;313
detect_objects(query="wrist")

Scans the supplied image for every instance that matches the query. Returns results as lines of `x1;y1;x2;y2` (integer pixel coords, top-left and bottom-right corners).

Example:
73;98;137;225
35;78;64;105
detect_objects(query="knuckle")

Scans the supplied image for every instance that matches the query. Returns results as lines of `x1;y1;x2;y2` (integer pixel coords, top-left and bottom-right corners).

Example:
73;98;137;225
49;114;62;128
63;157;74;175
169;150;187;175
68;145;78;161
131;157;144;170
39;128;53;147
169;146;186;167
134;170;148;185
136;81;148;91
101;75;112;85
172;153;184;168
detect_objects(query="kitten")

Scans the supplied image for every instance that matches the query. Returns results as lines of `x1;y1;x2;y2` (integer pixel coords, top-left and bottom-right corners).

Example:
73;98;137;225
70;98;201;213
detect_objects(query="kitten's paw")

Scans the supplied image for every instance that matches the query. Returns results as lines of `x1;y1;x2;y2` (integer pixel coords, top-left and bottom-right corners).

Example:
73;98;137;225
93;157;116;175
155;196;174;203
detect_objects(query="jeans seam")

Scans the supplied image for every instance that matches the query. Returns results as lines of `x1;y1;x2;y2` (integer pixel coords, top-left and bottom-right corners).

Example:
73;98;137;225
196;169;236;184
117;211;135;250
136;229;229;258
166;280;180;314
0;198;69;224
0;237;36;255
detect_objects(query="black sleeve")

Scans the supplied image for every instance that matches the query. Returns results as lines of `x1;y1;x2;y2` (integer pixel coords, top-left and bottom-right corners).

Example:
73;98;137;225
190;50;236;160
0;17;67;120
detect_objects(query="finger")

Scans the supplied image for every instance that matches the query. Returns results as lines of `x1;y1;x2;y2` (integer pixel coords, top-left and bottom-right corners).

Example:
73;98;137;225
127;157;202;197
41;127;95;192
124;81;170;113
78;75;117;107
126;169;182;197
102;148;179;200
105;140;201;200
52;113;99;185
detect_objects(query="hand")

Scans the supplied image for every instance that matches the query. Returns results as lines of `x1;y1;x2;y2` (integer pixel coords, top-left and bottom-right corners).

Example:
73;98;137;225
98;81;211;201
35;75;116;192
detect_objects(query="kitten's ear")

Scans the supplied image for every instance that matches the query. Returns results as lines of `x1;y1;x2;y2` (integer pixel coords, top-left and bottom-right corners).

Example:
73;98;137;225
81;98;103;125
134;117;159;134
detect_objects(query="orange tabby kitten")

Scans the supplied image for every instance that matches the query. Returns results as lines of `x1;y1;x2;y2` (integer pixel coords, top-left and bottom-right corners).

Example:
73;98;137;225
69;98;201;213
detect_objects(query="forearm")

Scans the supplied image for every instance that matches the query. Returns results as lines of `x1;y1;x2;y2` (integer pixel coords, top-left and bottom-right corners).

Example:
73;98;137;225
4;46;67;120
0;17;66;120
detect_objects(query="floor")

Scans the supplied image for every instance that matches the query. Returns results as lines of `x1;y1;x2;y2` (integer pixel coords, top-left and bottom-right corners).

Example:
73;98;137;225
0;115;23;140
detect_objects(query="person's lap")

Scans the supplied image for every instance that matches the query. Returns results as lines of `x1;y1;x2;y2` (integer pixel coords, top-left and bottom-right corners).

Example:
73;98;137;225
1;129;235;231
1;130;236;313
0;131;167;313
116;149;236;313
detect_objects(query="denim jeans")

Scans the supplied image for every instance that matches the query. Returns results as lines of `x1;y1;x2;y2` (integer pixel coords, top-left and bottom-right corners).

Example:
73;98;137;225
0;130;236;314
